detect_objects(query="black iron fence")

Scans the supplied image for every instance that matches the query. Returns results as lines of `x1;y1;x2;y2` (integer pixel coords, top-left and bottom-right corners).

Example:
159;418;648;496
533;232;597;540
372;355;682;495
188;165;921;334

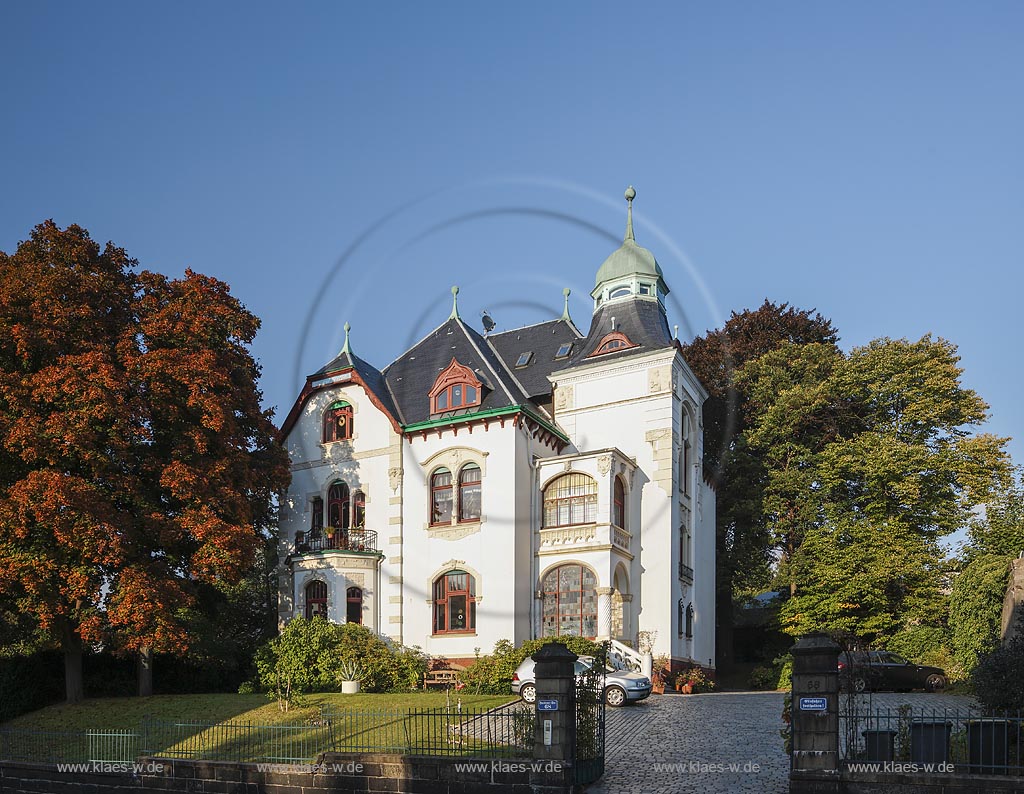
840;705;1023;776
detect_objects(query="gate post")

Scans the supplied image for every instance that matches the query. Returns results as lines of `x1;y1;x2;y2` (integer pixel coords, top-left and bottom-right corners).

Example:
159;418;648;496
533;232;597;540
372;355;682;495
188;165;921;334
790;632;840;794
532;642;577;790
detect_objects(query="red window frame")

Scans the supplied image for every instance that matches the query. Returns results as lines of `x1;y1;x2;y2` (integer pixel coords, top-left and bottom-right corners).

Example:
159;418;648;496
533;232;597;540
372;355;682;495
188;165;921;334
430;468;453;525
352;490;365;527
432;570;476;634
429;358;483;415
587;331;638;358
311;496;324;536
323;403;353;442
458;464;481;522
613;477;626;528
346;586;363;624
306;580;328;620
328;481;350;529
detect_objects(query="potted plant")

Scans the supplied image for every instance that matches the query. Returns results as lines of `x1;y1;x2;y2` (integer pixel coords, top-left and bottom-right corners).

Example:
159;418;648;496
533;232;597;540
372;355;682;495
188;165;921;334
338;658;363;694
679;666;715;694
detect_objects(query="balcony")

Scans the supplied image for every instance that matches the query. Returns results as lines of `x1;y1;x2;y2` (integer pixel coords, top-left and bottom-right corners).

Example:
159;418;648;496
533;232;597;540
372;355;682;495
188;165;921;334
679;562;694;584
294;528;380;555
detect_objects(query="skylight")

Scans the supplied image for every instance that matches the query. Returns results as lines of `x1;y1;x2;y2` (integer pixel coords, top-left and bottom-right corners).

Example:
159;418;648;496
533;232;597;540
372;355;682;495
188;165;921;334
516;352;533;367
555;342;573;359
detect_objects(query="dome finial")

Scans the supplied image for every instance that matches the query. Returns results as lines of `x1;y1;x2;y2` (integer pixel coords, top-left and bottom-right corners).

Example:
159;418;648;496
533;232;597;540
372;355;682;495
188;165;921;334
560;287;572;322
624;185;636;242
341;321;352;355
448;285;460;320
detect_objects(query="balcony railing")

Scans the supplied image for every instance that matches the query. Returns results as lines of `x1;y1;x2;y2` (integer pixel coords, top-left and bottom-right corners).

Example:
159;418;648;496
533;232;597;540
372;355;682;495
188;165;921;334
294;528;379;555
679;562;694;583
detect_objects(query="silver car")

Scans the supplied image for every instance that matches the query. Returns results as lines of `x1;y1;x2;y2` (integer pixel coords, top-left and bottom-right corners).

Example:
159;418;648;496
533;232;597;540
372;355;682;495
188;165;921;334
511;654;652;707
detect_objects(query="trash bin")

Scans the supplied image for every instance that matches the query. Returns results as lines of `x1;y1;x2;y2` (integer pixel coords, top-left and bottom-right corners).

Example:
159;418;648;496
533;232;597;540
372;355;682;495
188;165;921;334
910;721;951;764
862;729;896;762
967;719;1012;775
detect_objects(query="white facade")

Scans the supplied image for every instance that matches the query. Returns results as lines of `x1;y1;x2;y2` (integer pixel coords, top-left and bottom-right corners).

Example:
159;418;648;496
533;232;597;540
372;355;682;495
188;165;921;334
277;192;716;670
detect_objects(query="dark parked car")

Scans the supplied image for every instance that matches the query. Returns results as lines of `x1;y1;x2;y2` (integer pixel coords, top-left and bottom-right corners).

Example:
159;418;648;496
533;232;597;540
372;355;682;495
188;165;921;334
838;651;947;693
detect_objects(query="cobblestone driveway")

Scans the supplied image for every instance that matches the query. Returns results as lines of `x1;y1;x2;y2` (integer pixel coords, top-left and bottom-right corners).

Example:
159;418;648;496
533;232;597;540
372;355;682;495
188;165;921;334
586;691;790;794
585;690;979;793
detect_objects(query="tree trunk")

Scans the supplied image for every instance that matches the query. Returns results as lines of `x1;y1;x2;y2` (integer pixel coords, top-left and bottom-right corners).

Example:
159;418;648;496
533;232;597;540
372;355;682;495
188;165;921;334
62;625;84;704
137;646;153;697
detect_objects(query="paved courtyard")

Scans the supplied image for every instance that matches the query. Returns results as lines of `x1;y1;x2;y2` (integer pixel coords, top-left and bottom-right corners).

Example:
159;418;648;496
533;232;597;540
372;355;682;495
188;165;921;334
587;691;790;794
585;690;980;794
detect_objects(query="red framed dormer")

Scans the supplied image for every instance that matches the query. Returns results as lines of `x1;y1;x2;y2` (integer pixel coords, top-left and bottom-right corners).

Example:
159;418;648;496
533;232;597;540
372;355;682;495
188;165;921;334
429;358;483;415
587;330;638;357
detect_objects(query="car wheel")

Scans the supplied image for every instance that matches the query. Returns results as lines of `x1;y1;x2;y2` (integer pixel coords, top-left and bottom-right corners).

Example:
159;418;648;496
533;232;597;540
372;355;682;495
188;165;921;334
604;686;627;707
925;674;946;692
852;676;867;694
520;683;536;704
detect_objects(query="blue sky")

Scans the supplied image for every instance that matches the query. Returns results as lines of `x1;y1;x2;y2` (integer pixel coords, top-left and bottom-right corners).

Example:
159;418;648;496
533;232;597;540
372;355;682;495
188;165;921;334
2;2;1021;464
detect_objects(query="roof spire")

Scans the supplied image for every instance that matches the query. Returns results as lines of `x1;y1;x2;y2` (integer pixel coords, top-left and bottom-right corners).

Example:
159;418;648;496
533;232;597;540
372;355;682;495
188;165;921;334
448;285;460;320
341;321;352;355
624;185;636;242
560;288;572;322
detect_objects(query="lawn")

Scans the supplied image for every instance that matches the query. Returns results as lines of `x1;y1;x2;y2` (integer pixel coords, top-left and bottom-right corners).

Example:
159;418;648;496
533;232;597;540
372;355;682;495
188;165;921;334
0;692;523;764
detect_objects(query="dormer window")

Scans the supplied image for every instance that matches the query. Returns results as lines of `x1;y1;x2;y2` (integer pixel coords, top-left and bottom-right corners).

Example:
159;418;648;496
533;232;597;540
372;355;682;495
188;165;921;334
429;358;483;415
322;401;353;442
588;331;638;357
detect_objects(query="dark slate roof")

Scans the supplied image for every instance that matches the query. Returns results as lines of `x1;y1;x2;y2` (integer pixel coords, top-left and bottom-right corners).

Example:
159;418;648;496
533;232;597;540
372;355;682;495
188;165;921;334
311;349;400;420
487;319;583;398
560;298;674;369
382;317;532;425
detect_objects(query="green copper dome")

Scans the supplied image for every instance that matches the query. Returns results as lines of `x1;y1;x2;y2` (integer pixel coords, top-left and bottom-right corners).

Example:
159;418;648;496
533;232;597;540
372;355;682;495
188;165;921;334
594;238;664;288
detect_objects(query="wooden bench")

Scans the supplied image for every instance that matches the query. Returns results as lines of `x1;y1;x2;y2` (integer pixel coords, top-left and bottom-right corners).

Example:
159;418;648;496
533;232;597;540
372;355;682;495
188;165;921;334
422;669;462;689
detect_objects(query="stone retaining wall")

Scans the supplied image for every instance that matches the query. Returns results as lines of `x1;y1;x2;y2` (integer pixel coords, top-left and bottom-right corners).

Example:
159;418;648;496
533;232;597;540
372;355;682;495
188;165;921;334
0;753;579;793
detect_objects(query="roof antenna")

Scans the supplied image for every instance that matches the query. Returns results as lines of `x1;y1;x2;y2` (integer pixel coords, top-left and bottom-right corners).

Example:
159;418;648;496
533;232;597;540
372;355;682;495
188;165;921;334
481;309;496;334
448;285;460;320
560;288;572;323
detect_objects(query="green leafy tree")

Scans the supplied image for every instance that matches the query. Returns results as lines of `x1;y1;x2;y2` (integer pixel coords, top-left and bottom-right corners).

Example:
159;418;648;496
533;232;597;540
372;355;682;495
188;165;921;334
949;555;1010;675
680;301;839;666
740;335;1009;645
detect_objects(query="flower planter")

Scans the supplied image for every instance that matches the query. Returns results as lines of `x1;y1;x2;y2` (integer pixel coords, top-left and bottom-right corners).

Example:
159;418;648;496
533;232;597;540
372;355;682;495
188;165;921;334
341;680;361;694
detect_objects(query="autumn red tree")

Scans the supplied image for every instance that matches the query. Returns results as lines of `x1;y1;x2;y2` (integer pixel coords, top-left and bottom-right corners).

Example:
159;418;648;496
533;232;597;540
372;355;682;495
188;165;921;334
680;300;839;669
0;221;289;701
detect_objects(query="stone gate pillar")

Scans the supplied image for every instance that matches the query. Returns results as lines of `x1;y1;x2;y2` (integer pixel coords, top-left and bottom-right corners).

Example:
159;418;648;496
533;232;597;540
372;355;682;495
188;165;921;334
532;642;577;790
790;632;840;794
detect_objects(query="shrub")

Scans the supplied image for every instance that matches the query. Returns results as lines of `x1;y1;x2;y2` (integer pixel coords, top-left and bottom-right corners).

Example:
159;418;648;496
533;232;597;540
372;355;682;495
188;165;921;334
773;653;793;691
748;665;776;690
971;630;1024;712
253;618;429;709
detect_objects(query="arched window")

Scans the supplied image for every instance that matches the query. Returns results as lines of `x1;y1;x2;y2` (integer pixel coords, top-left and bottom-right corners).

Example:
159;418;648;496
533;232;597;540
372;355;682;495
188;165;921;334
352;491;365;528
328;481;350;529
678;599;685;637
613;477;626;529
458;464;482;522
430;468;453;525
543;473;597;527
541;564;598;638
686;602;694;639
323;401;353;442
432;570;476;634
429;358;483;415
311;496;324;537
680;410;692;495
588;331;637;358
306;580;328;620
346;586;363;624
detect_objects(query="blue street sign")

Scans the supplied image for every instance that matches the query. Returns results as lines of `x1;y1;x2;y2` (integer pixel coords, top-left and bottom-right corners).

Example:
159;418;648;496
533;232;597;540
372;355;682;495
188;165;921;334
799;697;827;711
537;699;558;711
